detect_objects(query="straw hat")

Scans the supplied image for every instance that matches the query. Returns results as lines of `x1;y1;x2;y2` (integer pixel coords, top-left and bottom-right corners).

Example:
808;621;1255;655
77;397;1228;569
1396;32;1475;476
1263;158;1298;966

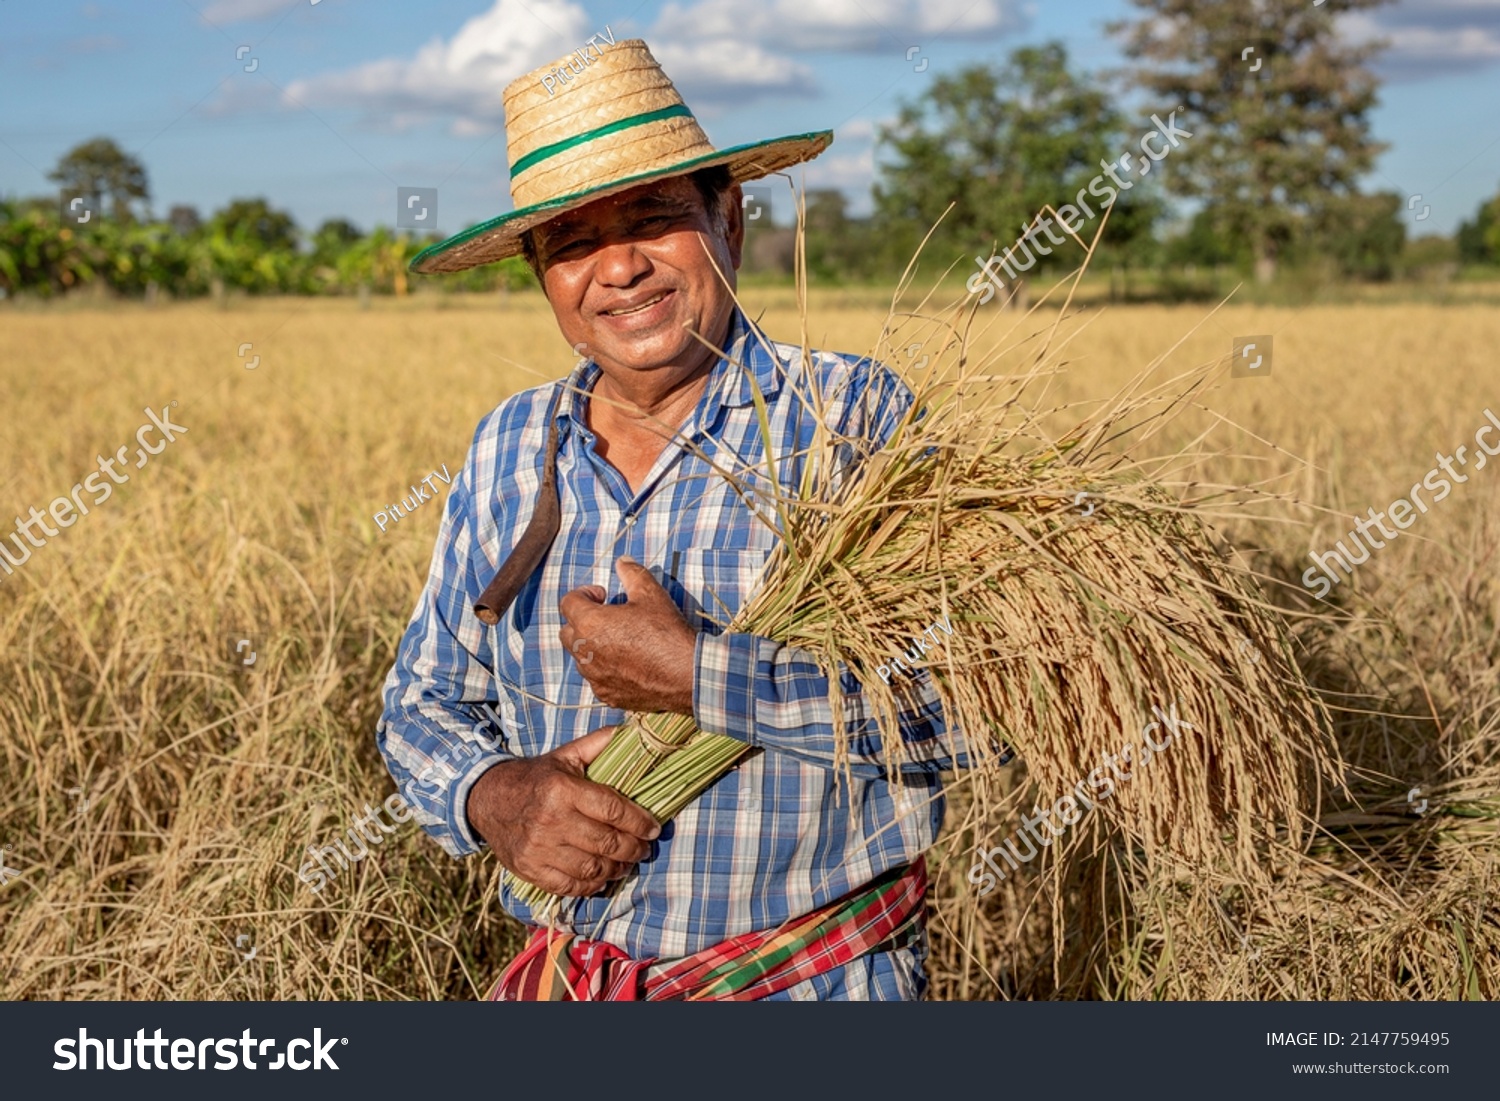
408;38;832;275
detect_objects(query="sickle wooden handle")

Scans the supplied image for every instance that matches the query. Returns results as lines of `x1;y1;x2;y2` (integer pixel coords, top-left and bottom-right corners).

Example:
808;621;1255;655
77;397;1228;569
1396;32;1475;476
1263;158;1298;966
474;388;564;627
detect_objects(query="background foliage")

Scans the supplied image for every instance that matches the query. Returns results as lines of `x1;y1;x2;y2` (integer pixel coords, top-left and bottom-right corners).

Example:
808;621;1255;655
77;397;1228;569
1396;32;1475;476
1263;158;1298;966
6;6;1498;303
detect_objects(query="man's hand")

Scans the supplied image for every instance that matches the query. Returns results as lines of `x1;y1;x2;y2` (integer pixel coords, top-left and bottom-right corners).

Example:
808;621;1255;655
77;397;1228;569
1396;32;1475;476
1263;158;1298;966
559;556;697;714
466;725;661;899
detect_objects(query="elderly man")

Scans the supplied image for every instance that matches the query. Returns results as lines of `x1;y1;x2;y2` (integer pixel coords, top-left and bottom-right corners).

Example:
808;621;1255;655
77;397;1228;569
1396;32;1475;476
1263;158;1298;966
378;39;962;1001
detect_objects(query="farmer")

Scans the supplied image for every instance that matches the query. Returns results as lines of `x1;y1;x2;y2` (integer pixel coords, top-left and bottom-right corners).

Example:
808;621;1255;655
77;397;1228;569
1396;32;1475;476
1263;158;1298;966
377;39;963;1001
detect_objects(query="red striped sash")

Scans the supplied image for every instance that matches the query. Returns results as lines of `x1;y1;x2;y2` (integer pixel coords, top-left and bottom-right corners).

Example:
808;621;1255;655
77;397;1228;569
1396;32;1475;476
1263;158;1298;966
486;858;927;1002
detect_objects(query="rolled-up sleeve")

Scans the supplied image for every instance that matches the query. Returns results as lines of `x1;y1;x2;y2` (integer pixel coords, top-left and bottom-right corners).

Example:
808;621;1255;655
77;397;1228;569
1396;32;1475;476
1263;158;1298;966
693;631;967;778
376;421;517;858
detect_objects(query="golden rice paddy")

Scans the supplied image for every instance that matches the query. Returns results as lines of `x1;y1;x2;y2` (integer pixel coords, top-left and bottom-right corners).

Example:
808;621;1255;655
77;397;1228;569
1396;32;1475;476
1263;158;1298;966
0;289;1495;999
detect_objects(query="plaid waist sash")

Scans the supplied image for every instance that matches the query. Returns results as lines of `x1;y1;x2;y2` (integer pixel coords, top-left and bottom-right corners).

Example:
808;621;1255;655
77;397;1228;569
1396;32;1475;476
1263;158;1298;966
486;858;927;1002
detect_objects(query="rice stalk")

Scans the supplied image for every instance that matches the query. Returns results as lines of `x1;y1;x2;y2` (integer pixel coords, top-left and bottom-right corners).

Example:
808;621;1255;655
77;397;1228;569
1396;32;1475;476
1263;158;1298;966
1;293;1493;1001
506;217;1343;916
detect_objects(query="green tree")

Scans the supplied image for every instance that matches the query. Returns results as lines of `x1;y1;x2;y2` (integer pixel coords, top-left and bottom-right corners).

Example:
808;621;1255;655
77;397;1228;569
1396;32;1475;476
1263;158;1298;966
47;137;150;222
802;189;881;281
167;204;202;235
1456;187;1500;265
1311;190;1405;279
210;197;299;250
90;218;197;297
312;218;362;252
873;42;1159;277
1402;233;1458;275
1163;207;1240;268
332;227;412;296
300;218;362;293
1111;0;1390;282
0;199;96;295
193;202;304;295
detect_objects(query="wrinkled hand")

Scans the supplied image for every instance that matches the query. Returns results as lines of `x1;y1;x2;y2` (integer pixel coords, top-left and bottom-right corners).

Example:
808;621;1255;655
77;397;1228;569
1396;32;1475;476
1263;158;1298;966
559;556;697;714
466;725;661;898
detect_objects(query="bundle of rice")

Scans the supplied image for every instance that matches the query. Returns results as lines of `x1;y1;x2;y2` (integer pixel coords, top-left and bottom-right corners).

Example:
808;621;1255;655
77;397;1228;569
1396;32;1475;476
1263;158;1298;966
507;256;1341;916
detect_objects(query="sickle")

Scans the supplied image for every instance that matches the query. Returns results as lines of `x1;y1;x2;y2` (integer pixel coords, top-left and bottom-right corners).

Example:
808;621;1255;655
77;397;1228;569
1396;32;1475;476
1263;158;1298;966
474;386;565;627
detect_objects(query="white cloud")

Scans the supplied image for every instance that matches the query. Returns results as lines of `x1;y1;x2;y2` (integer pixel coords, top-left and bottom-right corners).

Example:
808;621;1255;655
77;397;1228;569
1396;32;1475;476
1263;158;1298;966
794;116;886;215
276;0;591;132
215;0;1025;138
1348;0;1500;80
837;117;880;142
279;0;594;132
803;146;875;191
649;40;817;106
264;0;820;133
653;0;1027;52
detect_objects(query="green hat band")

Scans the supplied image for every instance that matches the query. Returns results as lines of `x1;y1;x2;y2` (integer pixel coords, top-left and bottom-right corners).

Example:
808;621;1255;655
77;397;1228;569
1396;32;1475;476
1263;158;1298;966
509;103;697;179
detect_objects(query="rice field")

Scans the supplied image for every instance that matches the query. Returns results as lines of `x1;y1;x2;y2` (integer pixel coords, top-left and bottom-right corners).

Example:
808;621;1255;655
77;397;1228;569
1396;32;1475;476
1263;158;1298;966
0;287;1496;999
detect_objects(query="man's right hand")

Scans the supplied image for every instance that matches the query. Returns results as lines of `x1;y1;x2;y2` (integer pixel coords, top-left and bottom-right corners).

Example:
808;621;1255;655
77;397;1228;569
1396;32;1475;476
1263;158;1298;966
465;725;661;899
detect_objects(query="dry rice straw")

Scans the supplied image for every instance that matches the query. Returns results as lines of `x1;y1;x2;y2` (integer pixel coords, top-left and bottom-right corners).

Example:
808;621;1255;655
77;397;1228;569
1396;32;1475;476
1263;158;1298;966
506;207;1341;917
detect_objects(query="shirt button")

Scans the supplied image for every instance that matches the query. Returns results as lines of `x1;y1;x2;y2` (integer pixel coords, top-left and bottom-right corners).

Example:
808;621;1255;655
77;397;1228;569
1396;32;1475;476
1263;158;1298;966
624;514;636;525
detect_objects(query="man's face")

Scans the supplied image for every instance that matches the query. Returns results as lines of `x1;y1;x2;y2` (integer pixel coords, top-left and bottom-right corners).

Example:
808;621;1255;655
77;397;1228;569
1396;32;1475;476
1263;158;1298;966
532;174;744;381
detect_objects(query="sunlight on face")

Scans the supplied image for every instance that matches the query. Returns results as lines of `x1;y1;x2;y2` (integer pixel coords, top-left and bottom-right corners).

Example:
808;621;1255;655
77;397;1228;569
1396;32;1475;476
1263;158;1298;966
534;174;744;382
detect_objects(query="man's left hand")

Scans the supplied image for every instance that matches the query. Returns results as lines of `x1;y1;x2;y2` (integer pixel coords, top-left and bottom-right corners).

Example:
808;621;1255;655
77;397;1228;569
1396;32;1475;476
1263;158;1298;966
559;556;697;714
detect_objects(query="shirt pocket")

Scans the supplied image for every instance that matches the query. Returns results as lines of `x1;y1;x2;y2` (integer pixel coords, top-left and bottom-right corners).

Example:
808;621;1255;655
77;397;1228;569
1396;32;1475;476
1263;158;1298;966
667;547;774;634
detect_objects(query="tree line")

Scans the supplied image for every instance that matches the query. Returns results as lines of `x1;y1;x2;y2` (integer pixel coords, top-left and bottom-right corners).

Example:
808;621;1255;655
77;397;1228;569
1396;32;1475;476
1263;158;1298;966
799;0;1500;288
0;148;530;300
4;0;1499;301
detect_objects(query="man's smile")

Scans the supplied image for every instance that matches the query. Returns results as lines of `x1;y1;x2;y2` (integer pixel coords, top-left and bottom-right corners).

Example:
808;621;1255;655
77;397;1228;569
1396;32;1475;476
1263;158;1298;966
597;287;675;324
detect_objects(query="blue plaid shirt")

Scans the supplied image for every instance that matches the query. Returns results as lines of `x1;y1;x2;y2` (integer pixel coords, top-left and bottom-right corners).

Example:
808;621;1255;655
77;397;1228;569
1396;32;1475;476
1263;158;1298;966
377;306;962;999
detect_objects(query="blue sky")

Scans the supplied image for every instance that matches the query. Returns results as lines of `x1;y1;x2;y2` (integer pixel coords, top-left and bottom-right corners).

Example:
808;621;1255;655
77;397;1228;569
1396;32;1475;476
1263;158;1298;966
1;0;1496;239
